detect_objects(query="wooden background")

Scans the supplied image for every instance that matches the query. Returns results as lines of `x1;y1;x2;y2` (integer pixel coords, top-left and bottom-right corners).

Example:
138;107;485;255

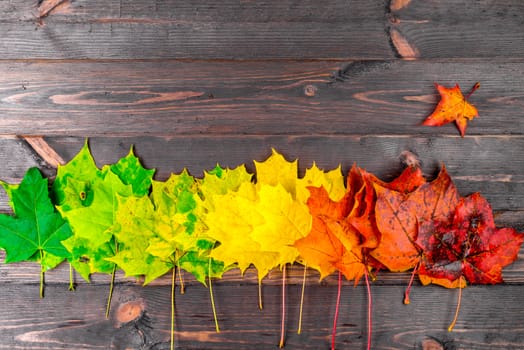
0;0;523;349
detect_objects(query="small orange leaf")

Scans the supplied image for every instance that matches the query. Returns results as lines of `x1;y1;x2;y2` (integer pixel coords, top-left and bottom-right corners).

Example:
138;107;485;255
423;82;480;137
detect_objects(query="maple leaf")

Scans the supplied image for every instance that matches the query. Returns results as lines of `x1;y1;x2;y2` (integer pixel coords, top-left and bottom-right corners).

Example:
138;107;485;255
423;82;480;137
0;168;73;296
107;195;172;285
205;181;278;281
372;166;459;272
254;148;298;196
196;164;253;217
53;141;154;280
294;186;350;279
110;146;155;196
417;192;524;287
147;170;230;285
251;183;312;267
52;139;104;211
296;162;346;203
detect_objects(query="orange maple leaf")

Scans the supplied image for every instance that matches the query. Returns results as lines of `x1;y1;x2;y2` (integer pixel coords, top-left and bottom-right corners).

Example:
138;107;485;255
371;166;459;272
423;82;480;137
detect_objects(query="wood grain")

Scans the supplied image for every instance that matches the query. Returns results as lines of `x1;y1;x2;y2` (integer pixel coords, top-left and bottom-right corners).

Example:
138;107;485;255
0;60;523;136
0;1;523;348
388;0;524;58
0;282;522;349
0;0;391;60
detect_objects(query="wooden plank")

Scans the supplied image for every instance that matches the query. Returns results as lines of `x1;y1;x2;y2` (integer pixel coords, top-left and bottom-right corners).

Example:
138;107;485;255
0;60;523;136
389;0;524;58
2;1;522;59
0;0;392;60
0;282;522;349
1;0;386;22
43;135;524;211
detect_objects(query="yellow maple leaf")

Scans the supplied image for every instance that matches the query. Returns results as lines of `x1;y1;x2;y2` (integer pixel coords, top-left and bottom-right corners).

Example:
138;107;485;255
296;162;346;203
205;182;279;281
251;184;312;267
254;148;298;196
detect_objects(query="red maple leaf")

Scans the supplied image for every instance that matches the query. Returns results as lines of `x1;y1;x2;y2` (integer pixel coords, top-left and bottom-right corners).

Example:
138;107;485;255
417;192;523;286
415;192;524;331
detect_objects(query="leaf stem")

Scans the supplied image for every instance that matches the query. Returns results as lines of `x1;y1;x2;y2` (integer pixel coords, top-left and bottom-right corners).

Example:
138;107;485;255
331;271;342;350
279;264;287;348
297;263;307;335
365;269;372;350
209;258;220;333
258;278;263;310
404;261;419;305
466;82;480;99
448;279;463;332
106;238;119;319
175;251;185;294
171;267;176;350
68;263;75;291
39;250;45;298
105;263;116;319
40;266;45;299
178;269;185;294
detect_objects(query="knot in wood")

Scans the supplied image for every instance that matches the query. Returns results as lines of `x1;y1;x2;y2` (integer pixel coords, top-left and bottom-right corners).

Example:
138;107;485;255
304;84;318;97
116;299;145;325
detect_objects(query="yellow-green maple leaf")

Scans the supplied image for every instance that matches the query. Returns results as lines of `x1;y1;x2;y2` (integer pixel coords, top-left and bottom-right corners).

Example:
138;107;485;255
147;170;229;284
107;195;172;285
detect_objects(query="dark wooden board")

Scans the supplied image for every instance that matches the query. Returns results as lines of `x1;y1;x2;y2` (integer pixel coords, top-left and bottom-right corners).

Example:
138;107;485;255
0;1;523;349
2;0;523;59
0;281;522;349
0;60;523;136
389;0;524;58
0;0;391;60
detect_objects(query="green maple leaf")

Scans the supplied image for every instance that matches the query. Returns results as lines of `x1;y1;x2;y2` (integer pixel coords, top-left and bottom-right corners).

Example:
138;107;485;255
110;146;155;196
0;167;72;296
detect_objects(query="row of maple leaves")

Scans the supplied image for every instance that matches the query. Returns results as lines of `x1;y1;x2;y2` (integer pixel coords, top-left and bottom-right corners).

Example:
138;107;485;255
0;141;522;344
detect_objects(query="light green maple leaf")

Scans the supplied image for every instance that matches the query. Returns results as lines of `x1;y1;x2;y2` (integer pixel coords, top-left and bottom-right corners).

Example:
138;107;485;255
0;168;73;295
52;140;103;210
107;195;172;285
61;236;115;280
53;140;155;281
58;169;133;247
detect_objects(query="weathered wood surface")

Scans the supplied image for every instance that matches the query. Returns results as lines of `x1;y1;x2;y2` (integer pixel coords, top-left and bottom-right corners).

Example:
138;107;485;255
0;0;523;349
0;0;523;59
1;281;523;349
0;60;523;136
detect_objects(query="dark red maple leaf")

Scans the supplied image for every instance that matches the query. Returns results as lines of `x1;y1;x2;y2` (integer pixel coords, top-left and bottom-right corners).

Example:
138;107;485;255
416;192;524;331
416;192;523;287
